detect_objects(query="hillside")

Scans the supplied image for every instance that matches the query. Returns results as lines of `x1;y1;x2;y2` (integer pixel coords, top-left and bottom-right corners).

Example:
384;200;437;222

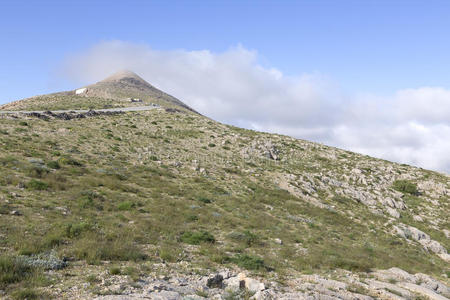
0;72;448;299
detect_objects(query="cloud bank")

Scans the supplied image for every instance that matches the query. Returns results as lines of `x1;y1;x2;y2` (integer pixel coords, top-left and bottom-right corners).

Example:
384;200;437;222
60;41;450;173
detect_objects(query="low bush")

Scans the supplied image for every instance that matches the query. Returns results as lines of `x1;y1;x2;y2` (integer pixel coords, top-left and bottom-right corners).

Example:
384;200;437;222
117;201;135;211
230;254;265;270
229;231;259;247
180;231;215;245
57;156;82;166
65;222;92;238
109;266;121;275
26;179;48;191
392;180;418;195
47;161;60;169
197;196;212;204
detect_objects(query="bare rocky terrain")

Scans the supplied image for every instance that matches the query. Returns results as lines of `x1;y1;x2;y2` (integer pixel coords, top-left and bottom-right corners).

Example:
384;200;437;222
0;71;448;299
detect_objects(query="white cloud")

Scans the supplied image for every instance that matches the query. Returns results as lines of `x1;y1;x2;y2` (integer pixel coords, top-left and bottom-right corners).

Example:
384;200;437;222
60;41;450;174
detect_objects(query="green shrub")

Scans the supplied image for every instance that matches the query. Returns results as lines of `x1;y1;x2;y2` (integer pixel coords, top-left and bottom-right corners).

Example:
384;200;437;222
26;179;48;191
65;222;92;238
186;215;199;222
392;180;418;195
231;254;265;270
197;196;212;204
58;156;82;166
109;266;121;275
47;161;60;169
117;201;135;211
19;121;28;126
180;231;215;245
229;231;259;246
208;143;216;148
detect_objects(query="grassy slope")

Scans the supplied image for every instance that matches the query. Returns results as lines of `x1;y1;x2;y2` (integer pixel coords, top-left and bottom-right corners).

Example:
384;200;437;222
0;109;448;297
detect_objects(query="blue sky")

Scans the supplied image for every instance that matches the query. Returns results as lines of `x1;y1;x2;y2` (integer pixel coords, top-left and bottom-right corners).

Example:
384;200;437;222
1;0;450;101
1;0;450;173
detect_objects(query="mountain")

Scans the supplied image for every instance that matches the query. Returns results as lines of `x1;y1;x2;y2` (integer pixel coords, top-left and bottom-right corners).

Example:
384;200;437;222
0;70;196;112
0;73;448;299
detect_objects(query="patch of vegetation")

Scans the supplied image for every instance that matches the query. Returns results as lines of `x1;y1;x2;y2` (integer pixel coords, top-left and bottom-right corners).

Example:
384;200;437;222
0;256;38;287
117;201;135;211
26;179;49;190
229;231;259;247
230;254;265;270
392;180;418;195
109;266;121;275
57;156;82;166
47;160;60;169
180;231;216;245
197;196;212;204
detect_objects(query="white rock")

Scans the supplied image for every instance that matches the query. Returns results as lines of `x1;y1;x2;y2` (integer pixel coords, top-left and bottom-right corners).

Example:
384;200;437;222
399;282;448;300
443;229;450;239
386;207;400;218
75;88;87;94
413;215;423;222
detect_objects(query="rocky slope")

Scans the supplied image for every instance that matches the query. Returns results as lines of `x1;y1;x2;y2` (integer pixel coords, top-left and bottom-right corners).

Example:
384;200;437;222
0;73;448;299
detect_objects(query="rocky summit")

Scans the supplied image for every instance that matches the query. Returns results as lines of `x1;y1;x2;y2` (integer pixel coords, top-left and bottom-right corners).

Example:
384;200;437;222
0;71;448;299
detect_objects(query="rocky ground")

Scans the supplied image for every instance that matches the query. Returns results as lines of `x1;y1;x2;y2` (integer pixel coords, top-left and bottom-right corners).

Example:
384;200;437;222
42;264;449;300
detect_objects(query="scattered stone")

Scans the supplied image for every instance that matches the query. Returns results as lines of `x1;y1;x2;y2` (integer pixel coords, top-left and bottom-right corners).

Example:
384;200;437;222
206;274;224;289
10;210;22;216
274;238;283;245
165;108;184;113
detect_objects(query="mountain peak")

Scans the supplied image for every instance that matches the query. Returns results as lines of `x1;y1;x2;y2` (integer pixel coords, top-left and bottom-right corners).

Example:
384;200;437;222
101;70;145;82
98;70;151;88
0;70;197;113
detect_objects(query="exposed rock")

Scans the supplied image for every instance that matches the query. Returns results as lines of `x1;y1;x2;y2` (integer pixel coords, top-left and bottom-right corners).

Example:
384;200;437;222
394;224;448;257
399;282;448;300
224;273;265;293
415;273;450;297
444;229;450;239
206;274;224;289
274;238;283;245
386;207;400;218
